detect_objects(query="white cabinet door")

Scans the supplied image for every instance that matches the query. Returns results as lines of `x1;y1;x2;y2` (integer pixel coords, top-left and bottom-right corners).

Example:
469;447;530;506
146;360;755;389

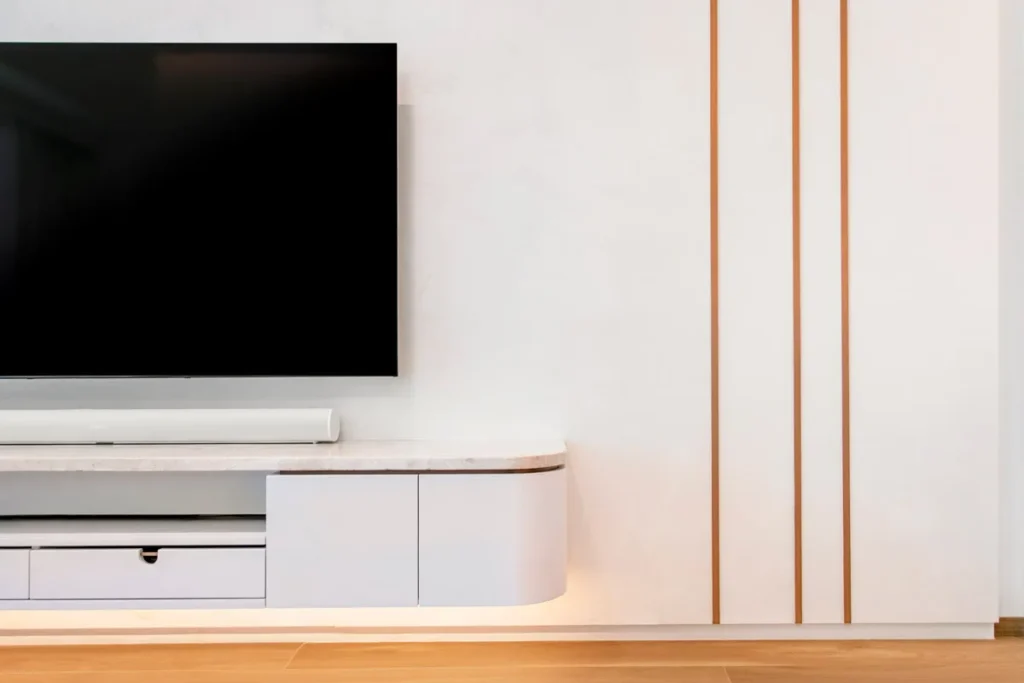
0;550;28;600
265;474;418;608
419;469;566;607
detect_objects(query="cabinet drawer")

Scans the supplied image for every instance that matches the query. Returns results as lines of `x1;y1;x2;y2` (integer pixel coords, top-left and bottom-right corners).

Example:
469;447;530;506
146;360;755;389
30;548;265;600
0;550;29;600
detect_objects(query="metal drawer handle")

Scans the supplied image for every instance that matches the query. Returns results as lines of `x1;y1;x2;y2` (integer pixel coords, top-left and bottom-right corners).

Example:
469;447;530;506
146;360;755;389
139;548;160;565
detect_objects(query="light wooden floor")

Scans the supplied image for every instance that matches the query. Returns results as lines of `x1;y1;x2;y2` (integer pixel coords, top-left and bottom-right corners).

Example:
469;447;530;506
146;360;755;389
0;640;1021;682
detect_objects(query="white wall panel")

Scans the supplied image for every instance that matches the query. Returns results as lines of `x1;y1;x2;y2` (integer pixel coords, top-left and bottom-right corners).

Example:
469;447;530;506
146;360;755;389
848;0;999;623
1000;0;1024;619
798;0;845;625
0;0;1001;632
718;0;795;625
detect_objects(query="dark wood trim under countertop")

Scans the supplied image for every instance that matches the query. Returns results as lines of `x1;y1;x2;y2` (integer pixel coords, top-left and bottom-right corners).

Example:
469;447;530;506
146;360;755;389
278;464;565;476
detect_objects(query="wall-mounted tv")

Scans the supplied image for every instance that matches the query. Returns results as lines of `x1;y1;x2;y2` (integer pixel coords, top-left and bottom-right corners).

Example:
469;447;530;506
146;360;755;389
0;43;397;377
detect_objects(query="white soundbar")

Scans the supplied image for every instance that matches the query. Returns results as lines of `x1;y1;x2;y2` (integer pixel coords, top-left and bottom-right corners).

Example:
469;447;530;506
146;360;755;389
0;409;340;445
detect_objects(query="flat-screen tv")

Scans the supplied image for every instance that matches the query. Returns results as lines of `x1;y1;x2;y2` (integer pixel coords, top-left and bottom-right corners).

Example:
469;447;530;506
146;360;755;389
0;43;398;377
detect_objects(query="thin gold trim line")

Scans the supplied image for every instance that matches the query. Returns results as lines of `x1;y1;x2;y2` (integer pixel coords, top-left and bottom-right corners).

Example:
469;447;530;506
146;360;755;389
840;0;852;625
710;0;721;627
791;0;804;626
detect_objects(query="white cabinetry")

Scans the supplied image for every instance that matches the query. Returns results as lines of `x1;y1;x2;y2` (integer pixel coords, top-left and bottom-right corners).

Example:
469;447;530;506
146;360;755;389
0;442;568;612
265;469;568;609
419;469;566;607
30;548;265;600
265;474;419;608
0;550;28;600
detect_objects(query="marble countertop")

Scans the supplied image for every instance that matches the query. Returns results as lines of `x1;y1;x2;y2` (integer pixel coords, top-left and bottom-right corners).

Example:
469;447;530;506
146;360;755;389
0;440;567;473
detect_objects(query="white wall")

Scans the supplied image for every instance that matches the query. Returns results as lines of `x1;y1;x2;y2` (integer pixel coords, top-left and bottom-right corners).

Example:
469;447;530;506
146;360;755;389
0;0;715;629
1002;0;1024;618
0;0;1004;629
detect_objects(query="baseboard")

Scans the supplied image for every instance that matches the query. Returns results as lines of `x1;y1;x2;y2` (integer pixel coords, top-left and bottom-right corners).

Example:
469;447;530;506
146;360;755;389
996;617;1024;638
0;623;994;646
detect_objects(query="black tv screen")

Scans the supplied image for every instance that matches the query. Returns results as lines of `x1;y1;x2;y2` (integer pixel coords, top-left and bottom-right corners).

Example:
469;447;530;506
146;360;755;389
0;43;398;377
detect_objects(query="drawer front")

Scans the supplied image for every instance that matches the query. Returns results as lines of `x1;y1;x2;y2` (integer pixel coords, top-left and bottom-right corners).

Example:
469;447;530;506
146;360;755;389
30;548;265;600
0;550;29;600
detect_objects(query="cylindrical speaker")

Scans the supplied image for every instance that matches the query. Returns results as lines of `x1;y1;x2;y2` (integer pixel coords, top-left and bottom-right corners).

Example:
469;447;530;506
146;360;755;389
0;408;341;444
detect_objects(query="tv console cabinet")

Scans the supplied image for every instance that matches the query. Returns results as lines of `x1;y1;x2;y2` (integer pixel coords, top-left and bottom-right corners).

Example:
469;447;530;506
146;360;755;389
0;441;567;611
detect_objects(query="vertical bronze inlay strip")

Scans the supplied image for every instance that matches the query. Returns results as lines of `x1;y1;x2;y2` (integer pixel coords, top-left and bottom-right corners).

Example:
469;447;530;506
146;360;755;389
840;0;852;625
710;0;721;626
791;0;803;626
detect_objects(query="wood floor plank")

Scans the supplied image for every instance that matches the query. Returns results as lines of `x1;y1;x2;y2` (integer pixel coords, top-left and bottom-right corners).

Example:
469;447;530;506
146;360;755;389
726;662;1024;683
0;667;731;683
285;640;1024;670
0;644;301;673
1;640;1023;682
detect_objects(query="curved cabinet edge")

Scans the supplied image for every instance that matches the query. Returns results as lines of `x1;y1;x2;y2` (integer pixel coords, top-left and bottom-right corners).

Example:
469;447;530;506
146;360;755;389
418;468;567;607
